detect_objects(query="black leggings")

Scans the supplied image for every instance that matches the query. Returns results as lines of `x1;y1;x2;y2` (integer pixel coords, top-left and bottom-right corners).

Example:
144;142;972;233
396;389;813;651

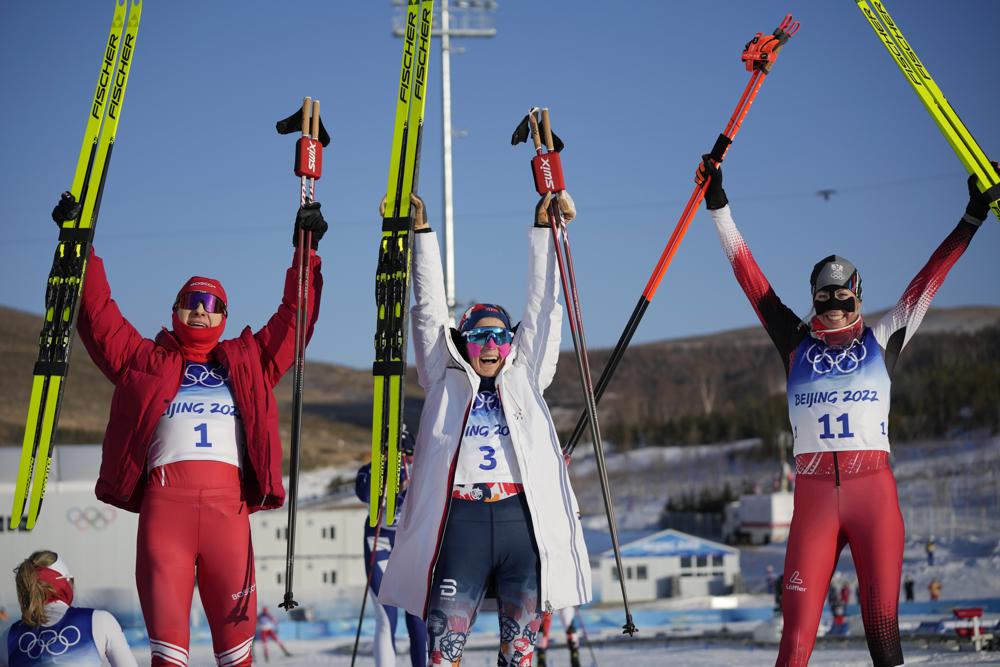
426;493;543;666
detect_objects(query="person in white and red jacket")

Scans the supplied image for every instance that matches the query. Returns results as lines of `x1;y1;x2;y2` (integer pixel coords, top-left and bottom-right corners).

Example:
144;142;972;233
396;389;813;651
378;193;591;667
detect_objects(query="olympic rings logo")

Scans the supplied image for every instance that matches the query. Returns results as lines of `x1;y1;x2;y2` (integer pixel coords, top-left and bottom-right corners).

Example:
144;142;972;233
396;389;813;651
18;625;81;658
804;339;867;375
472;391;499;415
181;362;229;388
66;506;117;530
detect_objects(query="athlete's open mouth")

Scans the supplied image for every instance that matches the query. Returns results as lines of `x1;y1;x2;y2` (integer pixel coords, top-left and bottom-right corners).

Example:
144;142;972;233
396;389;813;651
188;321;209;328
479;355;500;367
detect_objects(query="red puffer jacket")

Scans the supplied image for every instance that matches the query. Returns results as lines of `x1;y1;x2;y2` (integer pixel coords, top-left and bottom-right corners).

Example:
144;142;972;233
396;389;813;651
76;247;322;513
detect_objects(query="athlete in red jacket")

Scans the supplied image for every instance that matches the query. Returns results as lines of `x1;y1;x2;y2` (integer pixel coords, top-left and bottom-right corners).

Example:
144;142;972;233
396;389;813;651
53;193;326;667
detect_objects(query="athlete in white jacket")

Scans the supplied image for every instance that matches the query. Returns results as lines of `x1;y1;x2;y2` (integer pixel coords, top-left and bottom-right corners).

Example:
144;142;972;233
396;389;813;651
379;194;591;667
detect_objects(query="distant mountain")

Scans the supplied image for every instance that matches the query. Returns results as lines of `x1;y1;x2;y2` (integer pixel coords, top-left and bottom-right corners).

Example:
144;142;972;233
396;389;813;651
2;304;998;468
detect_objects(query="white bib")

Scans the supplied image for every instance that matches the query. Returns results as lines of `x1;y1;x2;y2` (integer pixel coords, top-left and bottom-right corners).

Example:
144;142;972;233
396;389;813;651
147;362;245;471
454;390;522;485
787;329;892;455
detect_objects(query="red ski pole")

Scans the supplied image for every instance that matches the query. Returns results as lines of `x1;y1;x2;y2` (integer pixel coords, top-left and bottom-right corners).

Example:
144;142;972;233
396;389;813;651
563;15;799;457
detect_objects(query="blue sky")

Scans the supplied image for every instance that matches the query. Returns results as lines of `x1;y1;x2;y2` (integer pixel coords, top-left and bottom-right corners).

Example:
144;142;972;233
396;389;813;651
1;1;998;370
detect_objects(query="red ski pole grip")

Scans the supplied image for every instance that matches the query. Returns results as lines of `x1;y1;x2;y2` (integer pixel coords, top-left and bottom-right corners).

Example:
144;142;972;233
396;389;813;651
295;137;323;179
531;152;565;194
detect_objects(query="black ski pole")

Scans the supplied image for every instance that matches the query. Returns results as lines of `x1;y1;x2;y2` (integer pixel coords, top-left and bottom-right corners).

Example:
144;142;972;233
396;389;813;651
277;97;324;611
350;494;387;667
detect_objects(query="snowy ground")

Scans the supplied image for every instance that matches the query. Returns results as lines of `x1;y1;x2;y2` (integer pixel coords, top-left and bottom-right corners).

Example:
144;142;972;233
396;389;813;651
132;637;1000;666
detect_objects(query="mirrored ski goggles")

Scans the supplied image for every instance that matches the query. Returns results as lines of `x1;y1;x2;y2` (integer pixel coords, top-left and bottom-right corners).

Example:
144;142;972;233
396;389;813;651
461;326;514;347
175;291;228;316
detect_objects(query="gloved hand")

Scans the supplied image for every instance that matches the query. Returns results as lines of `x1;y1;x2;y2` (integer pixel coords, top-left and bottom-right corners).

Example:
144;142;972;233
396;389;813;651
534;190;576;227
293;201;327;249
378;192;428;230
51;191;81;226
695;156;728;210
965;162;999;223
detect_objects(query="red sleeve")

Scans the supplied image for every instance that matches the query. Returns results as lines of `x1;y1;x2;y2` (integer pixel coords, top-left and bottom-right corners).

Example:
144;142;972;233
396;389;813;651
710;206;806;372
253;246;323;387
872;219;979;374
76;248;147;384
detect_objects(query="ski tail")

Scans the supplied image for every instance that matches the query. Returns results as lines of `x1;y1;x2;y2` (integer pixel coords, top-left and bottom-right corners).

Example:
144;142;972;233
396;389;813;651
371;0;434;527
13;0;142;531
855;0;999;218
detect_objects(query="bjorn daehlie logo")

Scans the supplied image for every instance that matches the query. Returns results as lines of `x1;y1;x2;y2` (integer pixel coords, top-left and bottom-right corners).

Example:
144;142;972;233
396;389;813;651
785;570;807;592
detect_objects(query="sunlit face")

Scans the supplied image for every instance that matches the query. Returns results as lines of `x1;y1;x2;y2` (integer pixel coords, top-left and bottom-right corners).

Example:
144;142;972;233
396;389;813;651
466;316;509;378
814;287;860;329
176;302;224;329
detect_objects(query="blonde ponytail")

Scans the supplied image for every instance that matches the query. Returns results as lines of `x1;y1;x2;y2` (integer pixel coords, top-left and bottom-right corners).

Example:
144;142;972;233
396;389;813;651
14;550;58;627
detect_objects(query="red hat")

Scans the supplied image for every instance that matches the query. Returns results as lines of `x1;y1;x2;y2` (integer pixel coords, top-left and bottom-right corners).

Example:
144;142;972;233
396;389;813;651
176;276;228;307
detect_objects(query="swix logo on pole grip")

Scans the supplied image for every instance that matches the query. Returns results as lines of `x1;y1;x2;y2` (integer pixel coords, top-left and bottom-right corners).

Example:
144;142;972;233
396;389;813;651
91;34;119;119
295;137;323;179
531;152;565;195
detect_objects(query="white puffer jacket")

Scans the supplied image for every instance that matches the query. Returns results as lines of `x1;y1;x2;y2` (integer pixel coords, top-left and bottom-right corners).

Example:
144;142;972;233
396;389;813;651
378;228;592;617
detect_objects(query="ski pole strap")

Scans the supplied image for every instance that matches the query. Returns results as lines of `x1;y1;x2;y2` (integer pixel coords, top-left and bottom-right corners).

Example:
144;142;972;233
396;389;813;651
708;134;732;163
381;216;412;233
275;107;331;146
372;360;406;375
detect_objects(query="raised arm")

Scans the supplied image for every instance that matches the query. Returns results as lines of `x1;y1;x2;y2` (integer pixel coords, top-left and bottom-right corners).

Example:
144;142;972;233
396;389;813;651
698;159;804;369
871;173;992;373
253;204;326;386
77;248;147;383
514;194;566;390
409;195;453;388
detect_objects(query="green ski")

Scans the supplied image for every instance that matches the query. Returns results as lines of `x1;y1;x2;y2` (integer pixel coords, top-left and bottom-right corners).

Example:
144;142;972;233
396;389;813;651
370;0;435;526
11;0;142;531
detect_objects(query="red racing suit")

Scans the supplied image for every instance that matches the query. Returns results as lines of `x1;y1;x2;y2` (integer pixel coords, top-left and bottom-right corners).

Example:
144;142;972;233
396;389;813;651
709;203;979;667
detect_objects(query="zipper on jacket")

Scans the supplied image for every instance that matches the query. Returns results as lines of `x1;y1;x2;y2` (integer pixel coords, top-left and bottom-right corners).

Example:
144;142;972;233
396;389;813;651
833;451;841;487
423;399;472;619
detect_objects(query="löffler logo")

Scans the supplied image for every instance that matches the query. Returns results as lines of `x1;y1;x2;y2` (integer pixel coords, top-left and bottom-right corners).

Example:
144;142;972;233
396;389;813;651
785;570;807;592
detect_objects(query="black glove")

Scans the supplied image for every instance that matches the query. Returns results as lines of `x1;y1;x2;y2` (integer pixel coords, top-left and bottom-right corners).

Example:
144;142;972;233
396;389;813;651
293;201;327;249
965;164;999;222
51;191;81;226
700;156;728;210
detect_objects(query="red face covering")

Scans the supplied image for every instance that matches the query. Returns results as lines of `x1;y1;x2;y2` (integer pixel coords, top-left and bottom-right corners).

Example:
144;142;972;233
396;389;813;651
810;314;864;348
35;557;74;606
172;276;228;362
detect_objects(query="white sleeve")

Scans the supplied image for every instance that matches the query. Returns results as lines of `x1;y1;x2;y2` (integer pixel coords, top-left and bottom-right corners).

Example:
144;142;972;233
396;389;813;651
411;231;454;389
513;227;562;390
92;610;138;667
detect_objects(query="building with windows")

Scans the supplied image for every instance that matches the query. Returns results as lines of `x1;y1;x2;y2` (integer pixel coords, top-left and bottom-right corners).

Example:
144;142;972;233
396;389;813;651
596;529;741;602
0;445;369;618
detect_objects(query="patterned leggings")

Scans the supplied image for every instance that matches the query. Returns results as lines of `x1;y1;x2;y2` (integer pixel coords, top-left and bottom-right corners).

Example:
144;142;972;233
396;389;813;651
426;494;543;667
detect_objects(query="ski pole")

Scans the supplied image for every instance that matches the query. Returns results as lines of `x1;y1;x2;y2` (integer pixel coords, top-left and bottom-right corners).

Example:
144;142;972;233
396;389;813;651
574;610;600;667
521;108;637;636
563;15;799;457
349;495;387;667
277;97;324;611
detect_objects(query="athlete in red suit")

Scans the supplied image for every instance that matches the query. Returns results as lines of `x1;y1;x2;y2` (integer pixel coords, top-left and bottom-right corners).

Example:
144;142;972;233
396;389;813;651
54;192;326;667
696;160;997;667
